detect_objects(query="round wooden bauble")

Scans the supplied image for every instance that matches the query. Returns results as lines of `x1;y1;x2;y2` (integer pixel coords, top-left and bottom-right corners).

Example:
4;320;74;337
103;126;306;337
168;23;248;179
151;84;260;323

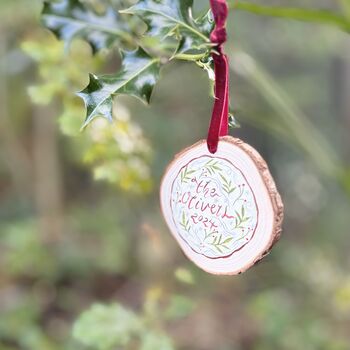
160;136;284;275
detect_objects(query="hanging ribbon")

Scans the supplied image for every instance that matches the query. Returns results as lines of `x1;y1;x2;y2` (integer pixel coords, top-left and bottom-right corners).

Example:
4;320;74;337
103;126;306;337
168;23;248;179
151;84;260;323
207;0;229;154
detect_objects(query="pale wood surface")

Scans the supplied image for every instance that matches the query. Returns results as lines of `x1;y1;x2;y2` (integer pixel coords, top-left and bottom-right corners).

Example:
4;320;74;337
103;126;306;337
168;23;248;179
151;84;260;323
160;136;284;275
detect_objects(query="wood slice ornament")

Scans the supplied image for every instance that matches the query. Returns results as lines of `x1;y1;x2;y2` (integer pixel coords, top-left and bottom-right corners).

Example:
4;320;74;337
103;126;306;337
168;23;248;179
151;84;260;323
160;137;283;275
159;0;284;275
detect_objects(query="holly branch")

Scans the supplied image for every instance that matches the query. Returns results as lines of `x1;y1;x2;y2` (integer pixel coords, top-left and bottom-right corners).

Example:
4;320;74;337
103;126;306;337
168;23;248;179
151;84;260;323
42;0;214;128
41;0;350;132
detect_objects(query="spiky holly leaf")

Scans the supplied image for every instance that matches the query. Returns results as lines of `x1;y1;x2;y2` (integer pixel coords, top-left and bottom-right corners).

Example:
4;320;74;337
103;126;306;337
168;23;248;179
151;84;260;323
78;48;161;127
196;10;215;37
121;0;212;57
176;10;214;57
42;0;129;53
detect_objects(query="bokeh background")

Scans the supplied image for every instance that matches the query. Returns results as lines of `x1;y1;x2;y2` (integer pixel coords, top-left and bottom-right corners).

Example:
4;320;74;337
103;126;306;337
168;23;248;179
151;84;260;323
1;0;350;349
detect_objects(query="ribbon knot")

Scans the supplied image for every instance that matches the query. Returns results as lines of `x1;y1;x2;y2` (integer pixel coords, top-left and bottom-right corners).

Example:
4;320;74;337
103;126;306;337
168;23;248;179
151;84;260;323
210;27;227;47
207;0;229;154
209;0;228;45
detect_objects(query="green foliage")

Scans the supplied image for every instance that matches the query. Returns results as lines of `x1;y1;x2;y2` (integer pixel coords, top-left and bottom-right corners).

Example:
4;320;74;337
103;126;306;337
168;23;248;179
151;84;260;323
164;295;195;320
231;1;350;32
121;0;212;56
249;290;349;349
230;50;342;177
41;0;214;128
140;332;174;350
3;1;350;350
0;203;132;279
81;113;153;192
79;48;161;127
23;35;153;193
174;268;195;285
0;292;55;350
73;304;143;349
0;220;56;278
40;0;350;132
73;293;194;350
42;0;129;52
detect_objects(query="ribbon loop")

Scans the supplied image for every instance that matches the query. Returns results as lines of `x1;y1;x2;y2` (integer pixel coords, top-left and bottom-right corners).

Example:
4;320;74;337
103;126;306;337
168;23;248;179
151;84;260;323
207;0;229;154
209;0;228;45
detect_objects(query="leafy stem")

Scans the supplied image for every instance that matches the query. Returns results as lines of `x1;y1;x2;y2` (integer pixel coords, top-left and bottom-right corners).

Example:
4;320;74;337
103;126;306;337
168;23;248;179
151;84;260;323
180;167;195;184
210;234;233;253
180;212;191;232
234;205;250;229
219;173;236;195
174;52;210;62
203;159;222;175
41;0;214;128
120;7;209;42
204;229;217;240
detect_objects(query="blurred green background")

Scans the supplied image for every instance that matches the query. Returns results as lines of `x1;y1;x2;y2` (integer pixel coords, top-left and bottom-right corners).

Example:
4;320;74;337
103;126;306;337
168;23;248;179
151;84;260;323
1;0;350;349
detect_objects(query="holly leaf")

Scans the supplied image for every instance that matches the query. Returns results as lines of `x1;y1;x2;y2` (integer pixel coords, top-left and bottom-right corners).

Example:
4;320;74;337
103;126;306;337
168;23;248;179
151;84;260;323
196;10;215;37
78;48;161;127
42;0;129;53
175;9;214;57
121;0;212;57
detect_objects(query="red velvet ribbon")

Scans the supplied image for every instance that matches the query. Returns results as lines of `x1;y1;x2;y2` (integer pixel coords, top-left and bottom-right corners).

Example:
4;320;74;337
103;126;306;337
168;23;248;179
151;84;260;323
207;0;229;154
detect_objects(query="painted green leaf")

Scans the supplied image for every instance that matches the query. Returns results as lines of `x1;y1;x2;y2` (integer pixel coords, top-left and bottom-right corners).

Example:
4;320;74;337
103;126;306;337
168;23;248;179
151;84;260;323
181;167;195;183
78;48;161;127
235;210;242;221
182;211;186;224
223;237;233;244
215;245;223;253
42;0;129;52
121;0;212;56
